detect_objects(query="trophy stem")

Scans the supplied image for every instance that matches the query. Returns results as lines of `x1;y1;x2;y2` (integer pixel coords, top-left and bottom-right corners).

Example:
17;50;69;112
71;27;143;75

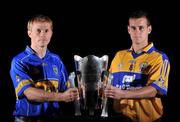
74;100;81;116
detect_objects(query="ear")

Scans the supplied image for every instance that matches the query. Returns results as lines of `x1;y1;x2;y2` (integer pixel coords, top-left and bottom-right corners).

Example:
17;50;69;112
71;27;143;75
148;25;152;34
27;30;31;38
127;26;131;34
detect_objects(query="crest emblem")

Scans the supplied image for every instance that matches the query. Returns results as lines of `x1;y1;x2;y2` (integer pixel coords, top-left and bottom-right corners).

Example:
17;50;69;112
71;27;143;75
53;65;58;75
140;62;148;72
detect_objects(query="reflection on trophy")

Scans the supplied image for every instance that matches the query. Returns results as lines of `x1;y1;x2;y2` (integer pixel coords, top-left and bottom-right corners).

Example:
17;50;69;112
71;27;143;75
73;55;113;117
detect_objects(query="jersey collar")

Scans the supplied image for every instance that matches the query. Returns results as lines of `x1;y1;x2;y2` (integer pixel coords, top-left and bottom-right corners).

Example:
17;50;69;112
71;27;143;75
25;46;50;57
128;42;155;54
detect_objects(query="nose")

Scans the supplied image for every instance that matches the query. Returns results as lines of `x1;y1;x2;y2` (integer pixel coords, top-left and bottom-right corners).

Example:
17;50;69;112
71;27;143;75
40;31;46;37
134;28;141;34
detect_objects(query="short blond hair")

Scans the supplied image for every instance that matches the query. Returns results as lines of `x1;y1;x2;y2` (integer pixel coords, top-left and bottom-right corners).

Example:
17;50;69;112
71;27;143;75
27;14;53;31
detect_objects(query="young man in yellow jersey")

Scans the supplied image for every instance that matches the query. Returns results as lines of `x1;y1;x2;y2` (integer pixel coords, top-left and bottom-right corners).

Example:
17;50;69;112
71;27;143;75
105;10;170;122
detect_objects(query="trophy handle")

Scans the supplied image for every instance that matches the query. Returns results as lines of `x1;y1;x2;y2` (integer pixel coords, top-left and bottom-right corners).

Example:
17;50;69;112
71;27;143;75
74;55;85;110
100;55;109;71
68;72;81;116
101;73;113;117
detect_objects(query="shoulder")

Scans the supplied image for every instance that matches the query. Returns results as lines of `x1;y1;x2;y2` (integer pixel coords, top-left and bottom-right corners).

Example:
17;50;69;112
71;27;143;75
153;49;170;61
48;52;61;60
115;49;129;56
11;51;29;63
48;52;64;63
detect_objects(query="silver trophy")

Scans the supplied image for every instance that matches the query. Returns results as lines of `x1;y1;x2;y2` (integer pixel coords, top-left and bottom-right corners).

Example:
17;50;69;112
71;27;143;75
73;55;112;117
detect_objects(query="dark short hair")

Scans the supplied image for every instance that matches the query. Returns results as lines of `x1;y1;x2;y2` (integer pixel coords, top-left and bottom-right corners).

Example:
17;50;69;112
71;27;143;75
129;10;151;26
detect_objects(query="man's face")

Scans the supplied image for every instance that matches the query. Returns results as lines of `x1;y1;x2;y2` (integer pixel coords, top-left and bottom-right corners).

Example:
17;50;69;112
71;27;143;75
28;22;53;48
128;17;152;45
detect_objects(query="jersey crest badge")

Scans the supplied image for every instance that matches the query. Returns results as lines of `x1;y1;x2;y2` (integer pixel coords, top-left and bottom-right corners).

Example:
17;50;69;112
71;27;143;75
53;65;58;75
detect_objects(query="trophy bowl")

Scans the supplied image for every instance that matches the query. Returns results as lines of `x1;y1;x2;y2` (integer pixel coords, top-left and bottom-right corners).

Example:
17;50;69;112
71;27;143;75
71;55;112;117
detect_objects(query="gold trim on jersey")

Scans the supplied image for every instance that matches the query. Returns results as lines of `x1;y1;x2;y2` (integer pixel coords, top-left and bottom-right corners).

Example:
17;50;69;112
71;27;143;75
35;80;59;92
15;80;32;97
16;80;59;96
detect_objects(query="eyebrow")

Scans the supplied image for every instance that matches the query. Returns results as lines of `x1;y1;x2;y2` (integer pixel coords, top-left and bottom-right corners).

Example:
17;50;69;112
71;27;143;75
129;25;145;27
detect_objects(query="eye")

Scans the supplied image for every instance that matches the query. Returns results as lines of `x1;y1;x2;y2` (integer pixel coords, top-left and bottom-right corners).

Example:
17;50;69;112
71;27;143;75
37;29;41;33
45;29;49;33
130;26;136;30
139;26;144;31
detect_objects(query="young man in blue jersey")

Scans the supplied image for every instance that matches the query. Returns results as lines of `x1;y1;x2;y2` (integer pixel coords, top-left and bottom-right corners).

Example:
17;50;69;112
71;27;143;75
105;10;170;122
10;14;79;122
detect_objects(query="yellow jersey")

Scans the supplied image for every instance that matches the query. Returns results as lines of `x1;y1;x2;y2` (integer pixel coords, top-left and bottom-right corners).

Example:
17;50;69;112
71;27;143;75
109;42;170;122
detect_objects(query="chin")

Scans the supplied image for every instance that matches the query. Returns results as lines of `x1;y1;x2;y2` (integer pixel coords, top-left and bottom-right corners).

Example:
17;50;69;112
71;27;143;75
40;44;47;48
133;39;143;43
40;43;48;47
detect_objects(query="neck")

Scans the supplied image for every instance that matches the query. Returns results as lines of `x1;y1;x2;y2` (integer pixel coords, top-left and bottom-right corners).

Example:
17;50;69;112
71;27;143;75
132;41;148;53
31;45;47;58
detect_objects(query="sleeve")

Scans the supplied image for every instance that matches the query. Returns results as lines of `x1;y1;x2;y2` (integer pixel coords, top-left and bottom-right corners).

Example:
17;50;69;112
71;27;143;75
150;53;170;95
10;58;33;98
109;51;121;73
109;51;121;86
58;58;68;91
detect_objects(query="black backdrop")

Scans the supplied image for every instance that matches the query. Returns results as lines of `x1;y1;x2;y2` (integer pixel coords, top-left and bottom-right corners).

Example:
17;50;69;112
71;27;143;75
0;1;179;122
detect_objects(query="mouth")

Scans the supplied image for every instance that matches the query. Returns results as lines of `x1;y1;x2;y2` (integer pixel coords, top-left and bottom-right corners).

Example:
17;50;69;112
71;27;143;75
39;39;48;42
133;36;142;40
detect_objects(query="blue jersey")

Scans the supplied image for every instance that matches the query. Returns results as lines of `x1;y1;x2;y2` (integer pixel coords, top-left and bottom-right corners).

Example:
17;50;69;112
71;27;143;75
10;46;68;117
